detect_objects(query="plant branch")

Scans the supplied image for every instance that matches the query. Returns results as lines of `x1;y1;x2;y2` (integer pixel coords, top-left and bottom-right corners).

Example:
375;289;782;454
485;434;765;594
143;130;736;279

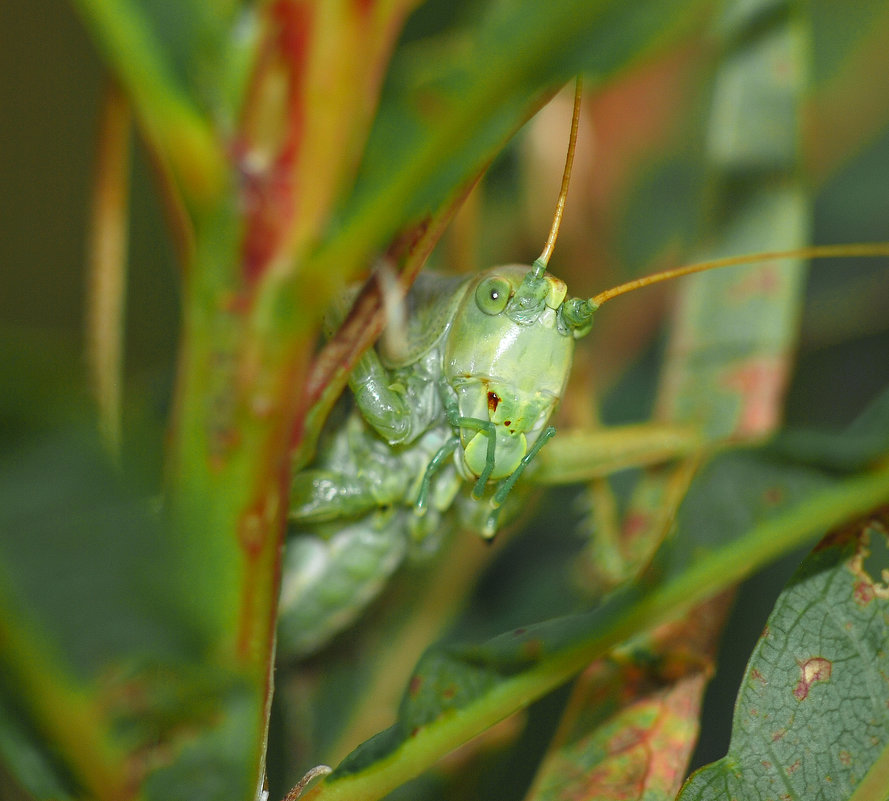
70;0;225;202
85;82;131;458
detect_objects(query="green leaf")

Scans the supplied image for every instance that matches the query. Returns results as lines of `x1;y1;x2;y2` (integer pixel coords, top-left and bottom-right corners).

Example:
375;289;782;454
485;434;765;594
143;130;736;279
306;447;889;801
134;0;254;122
657;0;809;442
678;515;889;800
0;346;258;801
68;0;228;200
774;382;889;470
581;0;810;588
0;691;75;801
523;597;730;801
309;0;711;290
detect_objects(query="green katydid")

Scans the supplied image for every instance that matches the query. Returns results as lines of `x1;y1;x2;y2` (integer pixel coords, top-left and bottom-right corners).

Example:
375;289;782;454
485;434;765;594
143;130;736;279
278;80;889;660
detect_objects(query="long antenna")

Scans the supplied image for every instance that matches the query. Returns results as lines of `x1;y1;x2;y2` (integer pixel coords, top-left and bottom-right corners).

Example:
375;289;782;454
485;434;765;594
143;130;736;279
590;243;889;307
559;241;889;337
532;76;583;279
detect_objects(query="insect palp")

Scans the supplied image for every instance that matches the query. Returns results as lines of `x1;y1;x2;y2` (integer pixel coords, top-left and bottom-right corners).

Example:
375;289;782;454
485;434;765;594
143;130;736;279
493;426;556;508
415;436;461;516
463;415;498;497
482;425;557;537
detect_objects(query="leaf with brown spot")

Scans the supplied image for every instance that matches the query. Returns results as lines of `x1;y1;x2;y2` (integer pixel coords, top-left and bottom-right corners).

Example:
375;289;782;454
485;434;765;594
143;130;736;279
679;515;889;800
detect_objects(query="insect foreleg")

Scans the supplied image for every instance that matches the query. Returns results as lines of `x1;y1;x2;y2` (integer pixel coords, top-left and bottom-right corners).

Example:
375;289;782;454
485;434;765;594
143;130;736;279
348;350;413;443
446;409;497;497
348;344;444;449
458;417;497;498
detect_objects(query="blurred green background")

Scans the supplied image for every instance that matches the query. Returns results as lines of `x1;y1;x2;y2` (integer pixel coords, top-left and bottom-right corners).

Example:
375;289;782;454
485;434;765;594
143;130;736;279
4;2;889;799
3;0;179;383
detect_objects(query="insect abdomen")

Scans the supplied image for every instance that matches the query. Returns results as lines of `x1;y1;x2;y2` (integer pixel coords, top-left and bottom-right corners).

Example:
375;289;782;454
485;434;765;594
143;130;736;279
278;512;408;657
279;410;459;658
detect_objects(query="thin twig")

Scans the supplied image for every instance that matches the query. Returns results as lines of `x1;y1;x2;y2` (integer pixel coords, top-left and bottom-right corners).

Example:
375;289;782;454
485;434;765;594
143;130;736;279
85;81;131;457
283;765;332;801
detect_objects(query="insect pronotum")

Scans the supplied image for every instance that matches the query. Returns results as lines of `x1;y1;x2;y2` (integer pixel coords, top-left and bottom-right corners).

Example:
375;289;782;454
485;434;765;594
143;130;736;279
278;77;889;659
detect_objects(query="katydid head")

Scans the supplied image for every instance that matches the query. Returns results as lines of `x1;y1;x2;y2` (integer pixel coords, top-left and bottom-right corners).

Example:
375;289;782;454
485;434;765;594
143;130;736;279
444;265;575;482
438;78;591;495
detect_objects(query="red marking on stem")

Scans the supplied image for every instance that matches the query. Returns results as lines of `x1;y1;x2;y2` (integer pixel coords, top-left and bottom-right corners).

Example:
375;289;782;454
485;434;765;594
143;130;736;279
240;1;313;282
234;443;290;668
239;506;268;559
794;657;832;701
623;512;652;540
408;675;423;697
387;216;432;263
220;289;251;315
487;392;500;412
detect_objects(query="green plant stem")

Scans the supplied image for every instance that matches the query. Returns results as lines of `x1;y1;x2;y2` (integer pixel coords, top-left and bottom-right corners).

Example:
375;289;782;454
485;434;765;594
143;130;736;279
86;82;131;459
69;0;224;201
0;583;131;801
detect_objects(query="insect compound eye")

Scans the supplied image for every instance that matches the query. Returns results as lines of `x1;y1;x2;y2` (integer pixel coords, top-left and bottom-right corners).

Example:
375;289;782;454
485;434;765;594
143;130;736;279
475;276;511;316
